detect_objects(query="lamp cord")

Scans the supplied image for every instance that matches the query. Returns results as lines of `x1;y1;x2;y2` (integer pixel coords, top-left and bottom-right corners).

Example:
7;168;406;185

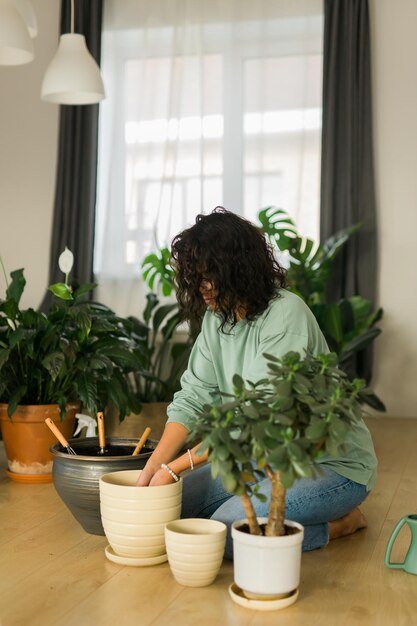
70;0;74;33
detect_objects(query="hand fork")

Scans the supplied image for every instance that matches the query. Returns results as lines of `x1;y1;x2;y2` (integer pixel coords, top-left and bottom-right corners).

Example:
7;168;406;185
45;418;76;455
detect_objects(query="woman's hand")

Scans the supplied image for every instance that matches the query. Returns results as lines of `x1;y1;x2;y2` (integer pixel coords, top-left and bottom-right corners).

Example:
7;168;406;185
136;462;158;486
148;467;177;486
135;422;189;486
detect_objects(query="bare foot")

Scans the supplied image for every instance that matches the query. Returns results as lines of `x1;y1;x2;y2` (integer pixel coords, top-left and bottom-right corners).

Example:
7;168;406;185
328;508;368;541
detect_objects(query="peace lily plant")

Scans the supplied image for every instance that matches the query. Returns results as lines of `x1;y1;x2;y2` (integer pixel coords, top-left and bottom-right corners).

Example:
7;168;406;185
0;248;142;419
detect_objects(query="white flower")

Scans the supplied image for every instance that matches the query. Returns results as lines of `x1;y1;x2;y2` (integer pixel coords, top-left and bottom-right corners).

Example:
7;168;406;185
7;318;16;331
58;247;74;275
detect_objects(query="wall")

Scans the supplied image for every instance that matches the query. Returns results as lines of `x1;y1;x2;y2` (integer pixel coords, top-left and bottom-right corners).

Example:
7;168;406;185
0;1;416;416
369;0;417;417
0;0;59;308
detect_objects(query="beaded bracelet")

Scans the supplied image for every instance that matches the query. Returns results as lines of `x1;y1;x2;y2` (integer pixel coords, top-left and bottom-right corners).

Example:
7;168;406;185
160;463;179;482
187;448;194;471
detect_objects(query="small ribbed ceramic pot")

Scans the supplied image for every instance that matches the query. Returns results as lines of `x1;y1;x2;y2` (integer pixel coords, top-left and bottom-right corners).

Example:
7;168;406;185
100;469;182;562
51;437;156;535
165;518;226;587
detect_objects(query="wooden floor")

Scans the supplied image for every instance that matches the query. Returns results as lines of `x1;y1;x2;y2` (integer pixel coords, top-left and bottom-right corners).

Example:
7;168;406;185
1;416;417;626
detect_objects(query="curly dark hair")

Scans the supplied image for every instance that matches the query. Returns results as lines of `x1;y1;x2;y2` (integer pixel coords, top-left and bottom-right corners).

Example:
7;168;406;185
170;207;287;333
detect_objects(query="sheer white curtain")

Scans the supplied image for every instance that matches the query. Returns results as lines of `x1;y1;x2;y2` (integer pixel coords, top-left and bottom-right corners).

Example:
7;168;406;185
94;0;323;317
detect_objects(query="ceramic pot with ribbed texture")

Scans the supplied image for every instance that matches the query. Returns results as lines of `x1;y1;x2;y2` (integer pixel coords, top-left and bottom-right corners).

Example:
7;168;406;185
51;437;157;535
100;469;182;560
165;518;226;587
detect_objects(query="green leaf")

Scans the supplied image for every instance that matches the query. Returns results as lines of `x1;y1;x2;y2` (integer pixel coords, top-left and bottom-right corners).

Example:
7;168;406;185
143;293;159;325
42;352;65;381
7;385;27;417
244;404;259;419
305;418;327;440
232;374;244;392
280;466;296;489
265;423;284;438
324;304;343;344
75;309;92;338
272;380;292;397
152;303;178;333
6;269;26;305
75;376;98;412
48;283;73;300
329;417;350;441
340;328;382;363
287;442;305;461
222;473;238;494
73;283;97;300
267;446;288;468
8;327;26;349
0;348;10;370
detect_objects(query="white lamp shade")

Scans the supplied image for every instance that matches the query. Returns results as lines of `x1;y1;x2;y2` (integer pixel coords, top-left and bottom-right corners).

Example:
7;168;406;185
0;0;34;65
41;33;105;105
13;0;37;38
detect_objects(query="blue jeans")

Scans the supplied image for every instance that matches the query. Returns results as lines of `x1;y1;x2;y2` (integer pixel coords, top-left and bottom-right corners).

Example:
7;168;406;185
181;464;368;560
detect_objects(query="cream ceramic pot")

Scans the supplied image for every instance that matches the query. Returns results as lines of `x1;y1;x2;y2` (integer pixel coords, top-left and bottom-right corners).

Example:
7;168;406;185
99;469;182;562
165;518;226;587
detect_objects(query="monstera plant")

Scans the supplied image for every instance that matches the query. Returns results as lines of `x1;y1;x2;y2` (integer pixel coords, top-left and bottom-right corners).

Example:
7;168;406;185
140;207;384;410
258;207;384;404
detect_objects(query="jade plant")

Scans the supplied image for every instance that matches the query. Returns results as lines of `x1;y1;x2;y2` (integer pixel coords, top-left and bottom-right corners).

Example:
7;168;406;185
189;350;375;537
0;248;142;419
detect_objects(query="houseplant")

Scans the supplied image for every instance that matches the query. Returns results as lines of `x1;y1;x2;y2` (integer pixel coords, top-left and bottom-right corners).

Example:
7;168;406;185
106;248;193;440
258;206;384;403
140;211;384;403
0;249;143;480
189;350;376;606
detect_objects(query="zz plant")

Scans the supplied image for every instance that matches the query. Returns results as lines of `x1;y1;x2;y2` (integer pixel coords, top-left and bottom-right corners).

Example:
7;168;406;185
189;350;375;537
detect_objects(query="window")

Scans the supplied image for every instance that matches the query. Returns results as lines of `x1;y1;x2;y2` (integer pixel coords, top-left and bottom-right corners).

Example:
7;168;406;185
95;2;323;315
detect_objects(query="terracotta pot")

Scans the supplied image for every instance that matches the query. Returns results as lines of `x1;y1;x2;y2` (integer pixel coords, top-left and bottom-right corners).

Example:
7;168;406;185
0;403;78;483
106;401;169;440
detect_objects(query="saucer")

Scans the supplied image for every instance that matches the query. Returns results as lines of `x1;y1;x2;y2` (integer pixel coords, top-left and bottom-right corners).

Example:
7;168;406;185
104;545;168;567
5;470;53;484
228;583;299;611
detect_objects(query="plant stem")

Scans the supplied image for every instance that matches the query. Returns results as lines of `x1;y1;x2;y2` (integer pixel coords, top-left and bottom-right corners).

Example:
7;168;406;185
240;493;262;535
265;465;286;536
0;256;9;291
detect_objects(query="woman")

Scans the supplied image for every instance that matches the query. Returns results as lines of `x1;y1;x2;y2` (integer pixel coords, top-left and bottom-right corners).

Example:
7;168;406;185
138;208;376;558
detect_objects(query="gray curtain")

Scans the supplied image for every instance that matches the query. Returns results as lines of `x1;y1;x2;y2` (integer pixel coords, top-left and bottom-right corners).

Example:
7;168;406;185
320;0;377;381
320;0;377;306
44;0;103;301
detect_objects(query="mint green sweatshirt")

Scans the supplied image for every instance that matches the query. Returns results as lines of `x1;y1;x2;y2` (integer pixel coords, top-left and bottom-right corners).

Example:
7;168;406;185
167;289;377;490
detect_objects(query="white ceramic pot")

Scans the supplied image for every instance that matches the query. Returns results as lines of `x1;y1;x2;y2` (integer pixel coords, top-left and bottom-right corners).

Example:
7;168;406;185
165;518;227;587
231;518;304;598
99;469;182;564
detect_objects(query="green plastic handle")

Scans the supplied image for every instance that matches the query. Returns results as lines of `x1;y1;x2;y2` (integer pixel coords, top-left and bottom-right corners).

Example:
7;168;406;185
384;517;407;569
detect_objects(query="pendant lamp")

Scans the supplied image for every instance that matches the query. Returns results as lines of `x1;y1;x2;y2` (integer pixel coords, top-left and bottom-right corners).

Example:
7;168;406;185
41;0;105;105
0;0;34;65
14;0;38;38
